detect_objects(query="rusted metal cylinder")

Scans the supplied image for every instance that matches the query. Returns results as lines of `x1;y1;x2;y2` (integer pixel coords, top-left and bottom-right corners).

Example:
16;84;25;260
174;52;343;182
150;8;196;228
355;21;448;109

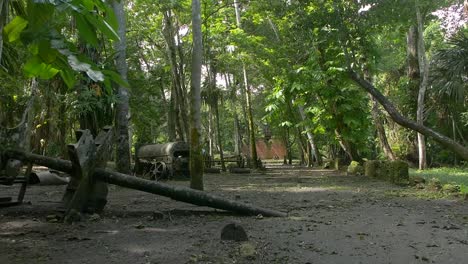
137;142;189;159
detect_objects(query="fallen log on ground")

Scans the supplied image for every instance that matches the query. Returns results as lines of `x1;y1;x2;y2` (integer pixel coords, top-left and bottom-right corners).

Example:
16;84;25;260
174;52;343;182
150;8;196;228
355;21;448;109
94;168;286;217
4;150;287;217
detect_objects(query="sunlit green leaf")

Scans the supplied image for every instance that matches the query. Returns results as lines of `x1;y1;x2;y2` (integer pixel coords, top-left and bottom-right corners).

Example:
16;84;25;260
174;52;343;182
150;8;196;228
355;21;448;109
23;56;59;79
3;16;28;42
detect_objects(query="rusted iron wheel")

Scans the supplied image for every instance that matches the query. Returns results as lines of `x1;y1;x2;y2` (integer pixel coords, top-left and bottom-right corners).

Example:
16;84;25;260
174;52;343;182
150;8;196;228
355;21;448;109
150;161;168;180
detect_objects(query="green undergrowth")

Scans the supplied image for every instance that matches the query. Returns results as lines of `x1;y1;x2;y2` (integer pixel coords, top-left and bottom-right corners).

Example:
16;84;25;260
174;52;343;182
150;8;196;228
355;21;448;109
410;167;468;187
384;188;449;199
410;167;468;194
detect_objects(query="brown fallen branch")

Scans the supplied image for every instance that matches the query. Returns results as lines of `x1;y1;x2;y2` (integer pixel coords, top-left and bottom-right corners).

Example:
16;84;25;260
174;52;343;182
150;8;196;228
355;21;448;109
4;150;287;217
94;168;286;217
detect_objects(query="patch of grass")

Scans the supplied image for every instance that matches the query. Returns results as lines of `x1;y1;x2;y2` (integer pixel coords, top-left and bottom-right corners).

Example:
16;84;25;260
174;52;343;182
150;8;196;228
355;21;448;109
384;188;448;199
410;167;468;194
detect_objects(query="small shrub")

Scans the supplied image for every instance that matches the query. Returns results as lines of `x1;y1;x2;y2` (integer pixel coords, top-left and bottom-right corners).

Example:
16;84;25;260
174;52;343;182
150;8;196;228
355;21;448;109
364;160;409;184
364;160;379;178
461;184;468;194
391;160;409;184
334;158;341;170
409;176;426;186
442;183;461;193
427;178;442;191
347;161;364;176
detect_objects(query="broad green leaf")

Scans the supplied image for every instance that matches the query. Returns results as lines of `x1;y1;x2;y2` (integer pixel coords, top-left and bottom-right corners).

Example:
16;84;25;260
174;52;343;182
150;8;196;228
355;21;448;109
80;0;96;11
38;41;57;63
23;56;60;79
59;68;77;89
103;70;130;88
103;78;112;94
3;16;29;42
103;2;119;31
75;13;99;46
28;43;39;55
27;2;54;30
85;13;119;41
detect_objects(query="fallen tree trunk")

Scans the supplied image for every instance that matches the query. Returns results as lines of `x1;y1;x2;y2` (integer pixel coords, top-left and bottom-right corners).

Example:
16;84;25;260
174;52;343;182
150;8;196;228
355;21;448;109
5;150;73;172
4;150;287;217
94;168;286;217
350;71;468;161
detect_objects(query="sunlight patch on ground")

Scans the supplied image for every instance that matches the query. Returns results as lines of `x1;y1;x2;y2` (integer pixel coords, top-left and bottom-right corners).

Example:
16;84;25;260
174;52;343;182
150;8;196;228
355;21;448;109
0;220;44;230
287;216;310;221
125;245;151;255
94;230;120;235
136;227;179;233
221;186;334;193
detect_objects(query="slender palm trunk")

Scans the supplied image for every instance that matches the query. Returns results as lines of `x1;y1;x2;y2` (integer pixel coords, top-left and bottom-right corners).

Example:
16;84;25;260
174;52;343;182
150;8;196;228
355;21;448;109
370;95;396;160
112;0;131;174
298;105;322;165
225;73;241;155
190;0;204;190
214;95;226;171
0;0;8;63
163;11;188;142
234;1;258;168
416;5;428;170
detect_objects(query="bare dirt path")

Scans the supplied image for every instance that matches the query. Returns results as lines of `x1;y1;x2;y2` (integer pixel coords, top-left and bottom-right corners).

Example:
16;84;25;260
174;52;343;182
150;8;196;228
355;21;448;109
1;166;467;264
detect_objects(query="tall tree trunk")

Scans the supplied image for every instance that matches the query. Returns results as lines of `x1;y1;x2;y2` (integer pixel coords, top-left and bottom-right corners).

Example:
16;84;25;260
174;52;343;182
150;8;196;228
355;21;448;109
112;0;131;174
282;127;292;164
234;1;258;168
416;5;428;170
407;25;420;81
0;0;7;63
233;116;241;155
297;105;322;165
210;66;226;172
225;73;241;155
363;68;396;161
243;68;258;168
190;0;204;190
370;95;396;160
163;11;188;142
334;128;354;161
214;95;226;172
350;71;468;161
406;24;420;162
24;78;38;153
168;86;176;141
208;103;214;157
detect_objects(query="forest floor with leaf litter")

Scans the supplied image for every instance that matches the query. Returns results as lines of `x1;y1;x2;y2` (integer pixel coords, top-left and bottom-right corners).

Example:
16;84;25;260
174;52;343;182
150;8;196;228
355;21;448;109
1;166;467;264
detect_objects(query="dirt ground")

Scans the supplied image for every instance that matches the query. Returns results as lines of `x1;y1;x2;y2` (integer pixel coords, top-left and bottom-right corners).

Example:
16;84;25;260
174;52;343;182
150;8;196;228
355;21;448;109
1;166;467;264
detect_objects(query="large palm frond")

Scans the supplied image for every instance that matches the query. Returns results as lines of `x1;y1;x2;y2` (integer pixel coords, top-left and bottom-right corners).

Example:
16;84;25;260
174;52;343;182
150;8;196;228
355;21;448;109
430;31;468;103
